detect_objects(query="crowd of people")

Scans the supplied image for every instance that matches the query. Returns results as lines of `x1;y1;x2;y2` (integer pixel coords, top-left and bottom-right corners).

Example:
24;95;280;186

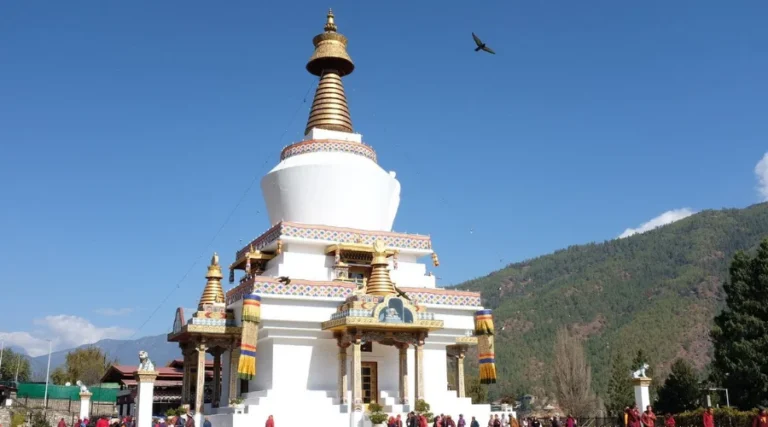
49;404;768;427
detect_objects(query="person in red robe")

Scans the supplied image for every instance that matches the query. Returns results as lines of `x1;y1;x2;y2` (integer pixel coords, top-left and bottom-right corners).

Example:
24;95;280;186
752;409;768;427
627;405;642;427
264;415;274;427
58;418;67;427
703;407;714;427
664;414;675;427
419;415;428;427
642;406;657;427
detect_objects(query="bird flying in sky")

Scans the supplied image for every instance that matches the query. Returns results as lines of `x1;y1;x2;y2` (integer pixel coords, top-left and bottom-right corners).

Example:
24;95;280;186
472;32;496;55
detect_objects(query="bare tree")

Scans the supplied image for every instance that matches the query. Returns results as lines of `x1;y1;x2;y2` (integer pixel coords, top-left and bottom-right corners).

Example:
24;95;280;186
553;327;597;416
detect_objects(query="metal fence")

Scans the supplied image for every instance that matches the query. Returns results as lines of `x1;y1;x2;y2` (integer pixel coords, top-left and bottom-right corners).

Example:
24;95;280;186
16;384;118;403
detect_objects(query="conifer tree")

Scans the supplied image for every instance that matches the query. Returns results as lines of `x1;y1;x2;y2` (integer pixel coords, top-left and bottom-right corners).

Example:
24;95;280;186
656;359;700;414
606;353;633;416
711;239;768;409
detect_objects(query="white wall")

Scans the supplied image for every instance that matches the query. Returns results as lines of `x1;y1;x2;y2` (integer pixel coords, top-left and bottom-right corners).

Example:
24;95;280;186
423;344;449;402
276;243;334;281
389;259;436;289
252;338;274;391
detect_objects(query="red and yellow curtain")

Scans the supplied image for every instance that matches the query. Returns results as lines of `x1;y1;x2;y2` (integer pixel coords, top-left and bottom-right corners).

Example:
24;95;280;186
474;309;497;384
238;294;261;380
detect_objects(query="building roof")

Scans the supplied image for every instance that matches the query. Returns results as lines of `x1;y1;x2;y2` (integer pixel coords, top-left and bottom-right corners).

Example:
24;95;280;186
101;363;213;385
166;359;214;369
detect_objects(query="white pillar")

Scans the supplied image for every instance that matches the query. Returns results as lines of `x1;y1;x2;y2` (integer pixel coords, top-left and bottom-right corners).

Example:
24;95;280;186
633;377;651;412
220;350;231;406
79;392;92;420
135;371;158;427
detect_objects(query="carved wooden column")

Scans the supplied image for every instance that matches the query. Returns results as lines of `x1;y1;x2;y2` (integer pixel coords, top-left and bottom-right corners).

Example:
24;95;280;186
456;349;466;398
228;347;240;402
398;343;409;405
212;348;222;407
338;343;349;405
351;334;363;411
181;346;192;405
414;336;425;401
194;342;207;414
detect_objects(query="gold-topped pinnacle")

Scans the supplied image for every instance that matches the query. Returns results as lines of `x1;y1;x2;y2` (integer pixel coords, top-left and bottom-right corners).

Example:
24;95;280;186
304;9;355;135
324;9;337;32
199;252;225;309
366;240;396;296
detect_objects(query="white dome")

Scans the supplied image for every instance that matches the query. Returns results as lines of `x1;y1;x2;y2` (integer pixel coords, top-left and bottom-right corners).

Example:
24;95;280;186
261;136;401;231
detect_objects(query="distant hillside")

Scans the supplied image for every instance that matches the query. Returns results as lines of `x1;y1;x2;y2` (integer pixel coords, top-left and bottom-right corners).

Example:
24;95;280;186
457;202;768;400
29;334;180;380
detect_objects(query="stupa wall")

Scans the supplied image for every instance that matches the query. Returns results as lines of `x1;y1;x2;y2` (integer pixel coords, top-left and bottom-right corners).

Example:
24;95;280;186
261;150;401;232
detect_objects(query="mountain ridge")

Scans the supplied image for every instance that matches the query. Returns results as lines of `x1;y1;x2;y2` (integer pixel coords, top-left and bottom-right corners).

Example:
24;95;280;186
28;334;180;380
455;202;768;400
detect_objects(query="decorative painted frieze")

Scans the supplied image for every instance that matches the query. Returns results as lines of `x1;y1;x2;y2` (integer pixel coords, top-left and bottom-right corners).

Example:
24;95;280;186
235;222;432;259
280;139;378;163
225;277;482;307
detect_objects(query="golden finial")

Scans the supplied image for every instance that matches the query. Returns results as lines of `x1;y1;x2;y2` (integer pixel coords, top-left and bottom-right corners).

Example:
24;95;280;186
248;243;255;254
304;9;355;135
366;240;396;296
199;252;225;309
324;9;337;32
276;239;283;255
432;252;440;267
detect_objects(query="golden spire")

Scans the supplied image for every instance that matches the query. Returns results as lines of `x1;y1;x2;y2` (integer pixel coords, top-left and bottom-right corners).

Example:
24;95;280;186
199;252;225;309
366;240;396;296
304;9;355;135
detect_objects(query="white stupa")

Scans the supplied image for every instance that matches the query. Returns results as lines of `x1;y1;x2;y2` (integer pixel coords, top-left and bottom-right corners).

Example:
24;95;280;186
170;10;501;427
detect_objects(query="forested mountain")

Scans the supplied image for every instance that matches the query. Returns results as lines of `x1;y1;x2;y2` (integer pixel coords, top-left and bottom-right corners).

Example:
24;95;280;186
28;334;179;380
456;202;768;400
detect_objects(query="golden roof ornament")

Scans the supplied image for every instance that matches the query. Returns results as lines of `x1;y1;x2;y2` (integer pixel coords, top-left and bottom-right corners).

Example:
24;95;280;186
304;9;355;135
199;252;225;309
366;240;396;296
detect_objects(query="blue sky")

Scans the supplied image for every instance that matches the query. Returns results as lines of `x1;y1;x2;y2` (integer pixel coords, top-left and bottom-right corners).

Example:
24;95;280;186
1;0;767;356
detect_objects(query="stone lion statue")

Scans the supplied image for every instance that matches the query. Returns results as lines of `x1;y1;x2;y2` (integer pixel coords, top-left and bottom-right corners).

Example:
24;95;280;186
137;350;155;372
76;380;89;393
631;363;650;379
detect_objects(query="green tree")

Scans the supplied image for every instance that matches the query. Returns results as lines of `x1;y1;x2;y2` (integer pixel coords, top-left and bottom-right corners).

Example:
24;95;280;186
50;347;113;386
467;376;488;404
711;239;768;409
606;353;633;416
656;359;701;414
0;349;31;382
415;399;434;421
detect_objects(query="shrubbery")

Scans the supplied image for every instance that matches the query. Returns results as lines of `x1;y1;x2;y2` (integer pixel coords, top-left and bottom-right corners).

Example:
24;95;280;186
674;407;756;427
